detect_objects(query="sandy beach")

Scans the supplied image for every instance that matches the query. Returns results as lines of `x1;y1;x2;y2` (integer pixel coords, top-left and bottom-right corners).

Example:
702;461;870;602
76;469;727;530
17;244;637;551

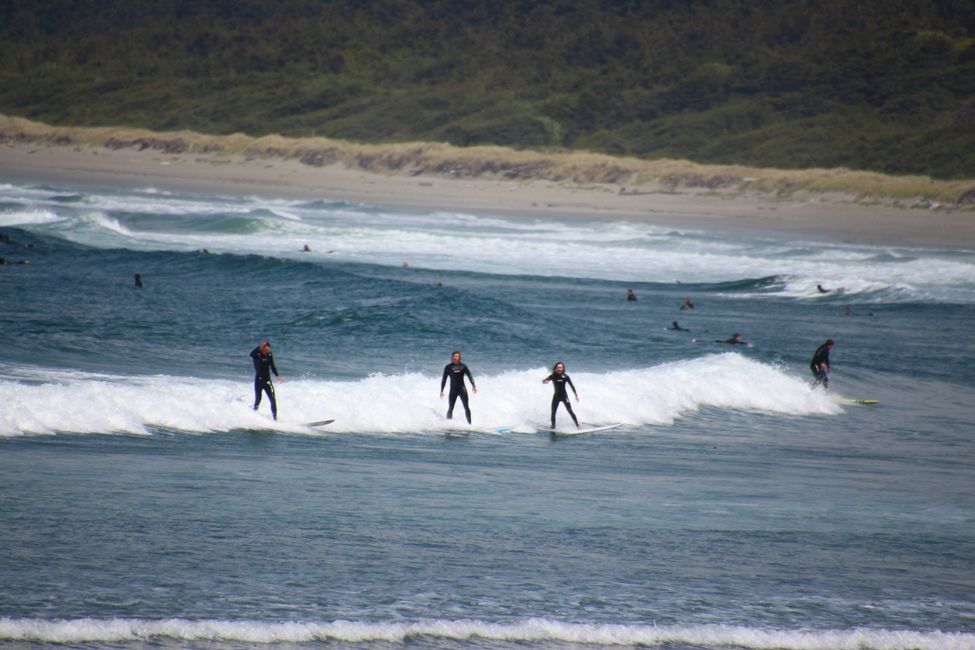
2;140;974;249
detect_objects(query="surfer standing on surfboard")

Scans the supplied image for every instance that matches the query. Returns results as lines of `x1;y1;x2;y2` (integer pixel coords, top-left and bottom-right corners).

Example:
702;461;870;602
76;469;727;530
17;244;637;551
810;339;834;389
250;340;283;420
440;351;477;424
543;362;580;430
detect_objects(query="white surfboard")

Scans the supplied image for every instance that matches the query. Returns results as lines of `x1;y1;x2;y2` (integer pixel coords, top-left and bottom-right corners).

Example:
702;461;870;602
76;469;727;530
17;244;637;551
548;423;623;436
444;424;515;436
305;419;335;427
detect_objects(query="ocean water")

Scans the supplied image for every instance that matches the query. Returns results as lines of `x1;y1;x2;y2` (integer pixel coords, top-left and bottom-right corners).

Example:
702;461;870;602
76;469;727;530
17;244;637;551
1;181;974;650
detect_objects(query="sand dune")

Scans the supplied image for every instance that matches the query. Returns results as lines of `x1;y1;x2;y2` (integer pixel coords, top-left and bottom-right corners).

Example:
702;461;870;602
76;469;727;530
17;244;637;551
2;113;973;248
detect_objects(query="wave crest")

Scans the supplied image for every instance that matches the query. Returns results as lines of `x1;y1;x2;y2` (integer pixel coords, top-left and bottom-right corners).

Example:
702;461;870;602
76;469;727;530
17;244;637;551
0;617;970;649
0;355;837;437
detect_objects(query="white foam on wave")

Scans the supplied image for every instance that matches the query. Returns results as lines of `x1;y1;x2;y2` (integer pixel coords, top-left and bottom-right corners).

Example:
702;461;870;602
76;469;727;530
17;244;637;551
0;208;64;227
5;181;973;302
771;253;975;302
0;617;970;648
0;354;837;437
76;211;134;236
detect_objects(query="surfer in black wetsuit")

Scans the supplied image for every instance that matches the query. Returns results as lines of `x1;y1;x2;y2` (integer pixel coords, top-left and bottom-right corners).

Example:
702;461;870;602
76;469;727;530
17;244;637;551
251;340;283;419
543;361;580;430
810;338;833;389
670;320;689;331
440;351;477;423
715;332;750;345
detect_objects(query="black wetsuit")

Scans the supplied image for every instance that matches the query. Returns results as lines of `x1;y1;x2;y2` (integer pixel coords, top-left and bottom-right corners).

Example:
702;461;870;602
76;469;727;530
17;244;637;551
251;347;280;419
545;372;579;429
441;362;475;423
810;342;831;388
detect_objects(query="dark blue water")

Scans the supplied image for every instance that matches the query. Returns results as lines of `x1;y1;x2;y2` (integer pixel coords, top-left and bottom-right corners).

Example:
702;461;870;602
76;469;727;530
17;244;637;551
1;182;974;649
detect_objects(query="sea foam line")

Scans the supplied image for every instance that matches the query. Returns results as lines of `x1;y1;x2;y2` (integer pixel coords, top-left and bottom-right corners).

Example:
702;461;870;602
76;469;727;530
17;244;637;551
6;180;974;302
0;355;838;436
0;618;972;649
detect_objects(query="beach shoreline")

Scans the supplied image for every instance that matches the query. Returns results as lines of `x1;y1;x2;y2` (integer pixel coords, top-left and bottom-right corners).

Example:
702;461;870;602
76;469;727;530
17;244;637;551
2;139;974;249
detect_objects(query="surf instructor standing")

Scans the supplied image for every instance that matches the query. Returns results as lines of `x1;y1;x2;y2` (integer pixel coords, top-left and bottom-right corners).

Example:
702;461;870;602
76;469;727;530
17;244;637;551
441;351;477;424
251;340;283;420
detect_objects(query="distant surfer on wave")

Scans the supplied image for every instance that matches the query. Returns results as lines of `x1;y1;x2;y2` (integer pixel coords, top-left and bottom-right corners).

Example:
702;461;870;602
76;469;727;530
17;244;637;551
670;320;689;331
543;361;580;430
810;339;833;389
440;351;477;424
251;340;283;420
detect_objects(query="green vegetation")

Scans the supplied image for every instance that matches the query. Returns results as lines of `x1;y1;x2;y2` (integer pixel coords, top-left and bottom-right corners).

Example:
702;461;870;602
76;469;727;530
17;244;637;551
1;0;973;178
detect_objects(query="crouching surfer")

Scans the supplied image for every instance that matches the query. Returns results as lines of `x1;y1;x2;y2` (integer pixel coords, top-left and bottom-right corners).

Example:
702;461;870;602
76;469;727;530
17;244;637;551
810;339;834;389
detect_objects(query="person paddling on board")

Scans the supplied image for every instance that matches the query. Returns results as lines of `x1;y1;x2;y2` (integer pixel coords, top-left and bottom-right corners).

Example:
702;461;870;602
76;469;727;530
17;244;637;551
810;338;834;389
715;332;750;345
543;361;580;430
670;320;689;331
440;351;477;424
250;340;283;420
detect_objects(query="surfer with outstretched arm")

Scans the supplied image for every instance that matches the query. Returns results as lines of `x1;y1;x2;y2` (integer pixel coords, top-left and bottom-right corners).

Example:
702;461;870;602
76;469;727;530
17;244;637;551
440;351;477;424
810;338;834;389
250;340;283;420
543;361;580;430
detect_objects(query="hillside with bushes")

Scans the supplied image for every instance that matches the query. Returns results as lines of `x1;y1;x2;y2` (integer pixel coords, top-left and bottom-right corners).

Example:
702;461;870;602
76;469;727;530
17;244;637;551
1;0;973;178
